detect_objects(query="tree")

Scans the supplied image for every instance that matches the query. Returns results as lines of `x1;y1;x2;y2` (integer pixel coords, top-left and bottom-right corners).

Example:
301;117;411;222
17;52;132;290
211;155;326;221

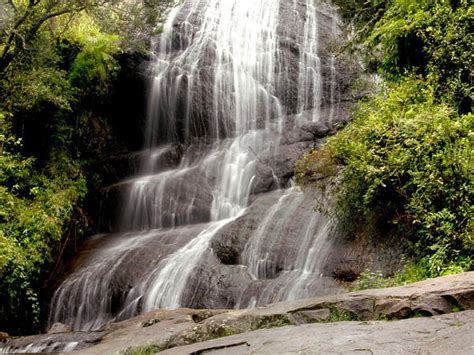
0;0;114;76
0;0;175;334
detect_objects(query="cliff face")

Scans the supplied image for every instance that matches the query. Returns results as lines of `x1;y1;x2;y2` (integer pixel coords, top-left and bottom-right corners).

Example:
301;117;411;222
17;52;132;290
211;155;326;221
46;0;370;333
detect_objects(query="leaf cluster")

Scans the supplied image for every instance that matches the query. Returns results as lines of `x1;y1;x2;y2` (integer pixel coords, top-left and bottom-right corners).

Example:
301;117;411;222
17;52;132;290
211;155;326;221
0;0;174;335
367;0;473;112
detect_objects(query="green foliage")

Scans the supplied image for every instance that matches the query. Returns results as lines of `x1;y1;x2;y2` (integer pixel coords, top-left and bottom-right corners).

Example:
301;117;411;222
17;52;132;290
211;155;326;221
0;112;86;332
301;79;473;276
91;0;177;52
3;67;73;113
327;307;359;322
352;271;389;291
68;21;120;101
353;262;430;291
367;0;472;111
298;0;473;282
1;29;74;113
335;0;473;113
352;256;470;292
0;1;129;335
122;345;160;355
0;0;109;75
332;0;389;36
0;0;173;335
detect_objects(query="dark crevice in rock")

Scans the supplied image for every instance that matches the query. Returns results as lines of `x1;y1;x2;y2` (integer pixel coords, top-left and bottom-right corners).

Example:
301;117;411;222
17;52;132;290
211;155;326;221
191;312;216;324
190;341;250;355
441;294;465;312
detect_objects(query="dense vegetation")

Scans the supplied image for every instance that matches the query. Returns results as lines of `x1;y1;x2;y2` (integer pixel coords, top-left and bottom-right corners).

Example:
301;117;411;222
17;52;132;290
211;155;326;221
0;0;172;334
297;0;473;281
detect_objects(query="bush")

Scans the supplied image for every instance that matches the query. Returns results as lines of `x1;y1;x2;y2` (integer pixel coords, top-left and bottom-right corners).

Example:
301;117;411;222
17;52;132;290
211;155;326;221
0;0;173;335
0;112;87;334
353;262;429;291
368;0;472;112
297;79;473;276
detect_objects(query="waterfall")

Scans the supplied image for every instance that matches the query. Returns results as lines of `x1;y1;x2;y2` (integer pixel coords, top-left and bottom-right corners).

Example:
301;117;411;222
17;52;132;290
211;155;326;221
298;0;322;121
50;0;344;331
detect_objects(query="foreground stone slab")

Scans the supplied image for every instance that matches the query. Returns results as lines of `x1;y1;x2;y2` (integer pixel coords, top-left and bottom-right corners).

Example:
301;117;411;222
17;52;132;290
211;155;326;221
91;272;474;354
1;272;472;353
161;310;474;355
77;309;225;354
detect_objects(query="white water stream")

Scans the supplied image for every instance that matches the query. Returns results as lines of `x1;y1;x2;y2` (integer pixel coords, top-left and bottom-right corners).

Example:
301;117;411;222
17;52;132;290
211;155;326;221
49;0;343;332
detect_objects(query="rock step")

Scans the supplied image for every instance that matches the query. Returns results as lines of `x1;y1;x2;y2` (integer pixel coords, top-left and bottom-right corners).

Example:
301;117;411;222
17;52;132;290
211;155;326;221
153;271;474;351
1;272;472;354
160;310;474;354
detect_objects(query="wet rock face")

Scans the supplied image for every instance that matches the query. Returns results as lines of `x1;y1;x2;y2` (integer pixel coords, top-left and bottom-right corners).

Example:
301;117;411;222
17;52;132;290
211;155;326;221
122;166;214;230
211;194;278;265
187;189;344;309
148;0;357;142
51;189;344;330
324;231;407;282
95;0;362;232
49;225;209;330
0;332;8;342
182;254;255;309
48;0;371;333
275;0;304;114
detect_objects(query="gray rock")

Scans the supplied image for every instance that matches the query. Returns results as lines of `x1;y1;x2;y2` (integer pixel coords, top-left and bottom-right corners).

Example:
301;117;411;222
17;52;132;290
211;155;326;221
292;308;331;323
0;332;8;342
3;273;472;354
0;331;105;353
155;272;474;351
325;229;407;283
161;311;474;355
47;323;72;334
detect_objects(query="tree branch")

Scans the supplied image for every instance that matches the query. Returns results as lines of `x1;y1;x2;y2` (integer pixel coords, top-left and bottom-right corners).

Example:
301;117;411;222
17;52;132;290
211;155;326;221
0;0;114;75
42;7;85;22
0;6;34;66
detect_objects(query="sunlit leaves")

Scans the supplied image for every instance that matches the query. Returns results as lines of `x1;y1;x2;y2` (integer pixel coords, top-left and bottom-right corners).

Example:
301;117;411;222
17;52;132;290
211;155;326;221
0;110;87;332
298;79;473;275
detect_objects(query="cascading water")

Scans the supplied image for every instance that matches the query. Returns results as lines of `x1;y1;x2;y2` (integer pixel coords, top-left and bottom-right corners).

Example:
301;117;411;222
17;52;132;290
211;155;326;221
49;0;348;332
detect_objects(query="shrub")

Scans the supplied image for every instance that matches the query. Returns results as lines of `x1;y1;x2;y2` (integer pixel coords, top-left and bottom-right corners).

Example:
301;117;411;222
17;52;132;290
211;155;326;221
353;262;429;291
0;112;87;334
297;79;473;276
368;0;472;111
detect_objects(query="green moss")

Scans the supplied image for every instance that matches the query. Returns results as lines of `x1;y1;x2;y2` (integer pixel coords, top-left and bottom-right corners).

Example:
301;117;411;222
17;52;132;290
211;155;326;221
353;260;432;291
0;112;88;333
122;345;160;355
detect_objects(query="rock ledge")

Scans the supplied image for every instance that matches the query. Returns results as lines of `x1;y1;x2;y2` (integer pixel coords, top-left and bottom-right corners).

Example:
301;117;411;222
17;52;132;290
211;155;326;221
1;272;472;354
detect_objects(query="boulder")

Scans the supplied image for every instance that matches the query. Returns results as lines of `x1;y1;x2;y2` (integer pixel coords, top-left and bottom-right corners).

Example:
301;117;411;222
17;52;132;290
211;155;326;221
0;332;9;342
47;323;72;334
